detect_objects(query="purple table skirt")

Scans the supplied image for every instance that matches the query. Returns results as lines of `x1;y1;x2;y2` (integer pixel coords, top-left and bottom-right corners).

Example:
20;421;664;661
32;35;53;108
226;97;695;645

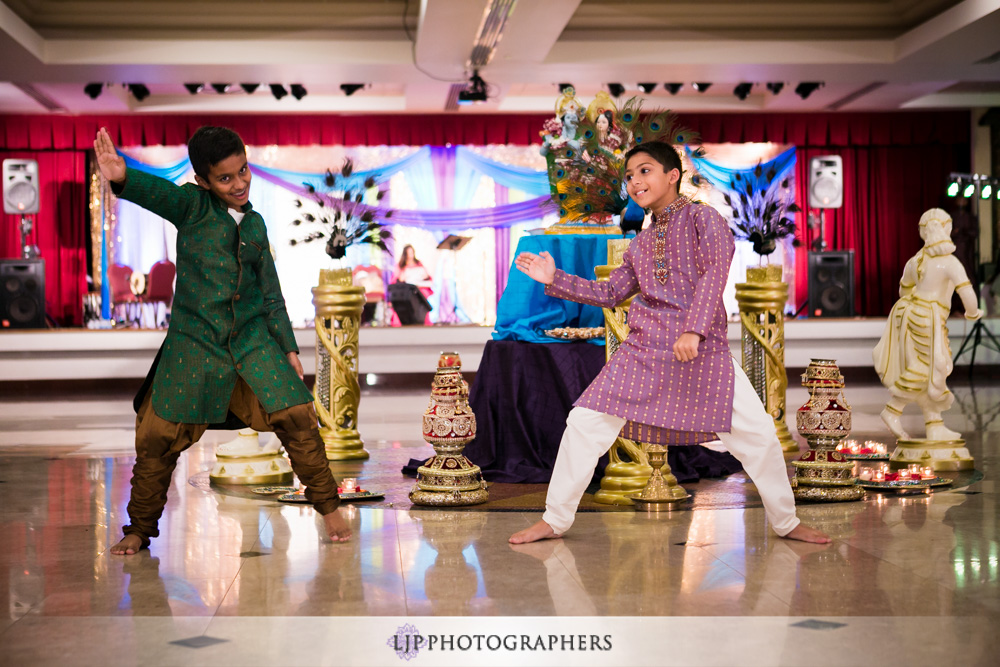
462;340;742;484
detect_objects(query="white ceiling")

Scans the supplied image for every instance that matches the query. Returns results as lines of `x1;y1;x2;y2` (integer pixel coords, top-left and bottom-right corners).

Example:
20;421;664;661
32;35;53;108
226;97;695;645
1;0;998;114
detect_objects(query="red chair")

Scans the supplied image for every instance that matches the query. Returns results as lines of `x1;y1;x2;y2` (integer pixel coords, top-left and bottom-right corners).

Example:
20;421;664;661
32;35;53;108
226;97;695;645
140;260;176;328
108;263;138;325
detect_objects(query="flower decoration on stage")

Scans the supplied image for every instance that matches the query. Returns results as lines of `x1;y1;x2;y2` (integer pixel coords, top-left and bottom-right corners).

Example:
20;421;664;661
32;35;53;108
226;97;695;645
725;162;800;258
542;92;703;233
289;158;392;260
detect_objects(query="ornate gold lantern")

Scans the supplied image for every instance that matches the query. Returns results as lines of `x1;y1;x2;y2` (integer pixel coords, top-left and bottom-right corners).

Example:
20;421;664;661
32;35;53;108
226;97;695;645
410;352;489;506
791;359;864;502
312;268;368;461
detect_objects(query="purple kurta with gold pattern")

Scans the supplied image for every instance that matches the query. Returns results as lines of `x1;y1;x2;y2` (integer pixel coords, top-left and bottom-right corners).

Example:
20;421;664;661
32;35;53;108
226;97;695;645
544;198;735;445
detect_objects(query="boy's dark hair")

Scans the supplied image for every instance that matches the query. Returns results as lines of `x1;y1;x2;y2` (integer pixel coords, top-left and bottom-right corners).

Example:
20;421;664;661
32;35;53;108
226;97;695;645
624;141;683;192
188;126;246;179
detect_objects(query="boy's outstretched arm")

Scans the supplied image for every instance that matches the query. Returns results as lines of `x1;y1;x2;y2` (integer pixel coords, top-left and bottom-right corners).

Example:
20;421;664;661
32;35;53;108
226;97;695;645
94;127;196;227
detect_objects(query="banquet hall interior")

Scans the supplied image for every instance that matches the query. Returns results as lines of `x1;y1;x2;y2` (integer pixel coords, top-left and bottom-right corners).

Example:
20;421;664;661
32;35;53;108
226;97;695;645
1;1;999;665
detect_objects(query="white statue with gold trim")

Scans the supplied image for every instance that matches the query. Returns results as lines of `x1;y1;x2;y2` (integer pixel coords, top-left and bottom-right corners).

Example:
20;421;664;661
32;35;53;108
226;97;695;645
873;208;982;470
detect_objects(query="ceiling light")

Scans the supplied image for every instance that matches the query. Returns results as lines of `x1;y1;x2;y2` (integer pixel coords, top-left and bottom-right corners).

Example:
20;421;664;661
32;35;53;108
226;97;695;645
558;83;574;94
269;84;288;100
289;84;307;100
733;83;753;100
607;83;625;98
795;82;823;99
240;83;260;94
457;71;488;104
946;178;961;197
692;82;712;93
211;83;231;94
84;83;104;99
982;182;993;200
637;83;657;94
340;84;366;97
664;83;683;95
127;84;150;101
962;182;976;198
766;82;784;95
184;83;204;95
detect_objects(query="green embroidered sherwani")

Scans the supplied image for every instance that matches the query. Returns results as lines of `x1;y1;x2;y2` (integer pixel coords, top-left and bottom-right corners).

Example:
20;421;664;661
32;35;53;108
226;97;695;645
116;168;312;424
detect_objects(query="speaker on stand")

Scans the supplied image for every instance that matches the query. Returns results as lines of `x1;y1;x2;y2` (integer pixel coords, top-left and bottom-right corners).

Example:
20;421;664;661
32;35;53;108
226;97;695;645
1;259;46;328
808;155;843;252
3;159;41;260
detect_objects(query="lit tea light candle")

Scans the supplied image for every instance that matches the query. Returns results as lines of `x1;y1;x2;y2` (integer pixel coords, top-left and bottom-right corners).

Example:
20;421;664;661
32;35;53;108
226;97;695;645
908;463;921;475
859;468;874;481
875;471;886;482
922;467;935;479
850;443;861;454
340;477;357;492
898;469;911;480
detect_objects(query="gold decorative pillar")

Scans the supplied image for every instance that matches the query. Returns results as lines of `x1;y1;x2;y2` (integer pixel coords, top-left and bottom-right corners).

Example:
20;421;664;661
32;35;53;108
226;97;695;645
735;265;797;453
312;268;368;461
593;239;689;506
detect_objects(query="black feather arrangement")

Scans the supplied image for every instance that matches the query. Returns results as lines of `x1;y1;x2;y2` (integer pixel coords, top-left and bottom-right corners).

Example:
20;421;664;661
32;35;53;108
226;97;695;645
725;162;800;257
290;158;393;261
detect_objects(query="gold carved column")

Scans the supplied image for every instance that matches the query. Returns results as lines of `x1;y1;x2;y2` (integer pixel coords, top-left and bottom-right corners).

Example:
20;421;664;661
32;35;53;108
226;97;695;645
593;239;689;506
312;268;369;461
734;265;797;453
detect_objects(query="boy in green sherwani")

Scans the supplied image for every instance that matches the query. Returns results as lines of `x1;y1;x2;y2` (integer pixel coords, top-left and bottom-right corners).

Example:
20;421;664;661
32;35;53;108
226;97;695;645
94;127;352;554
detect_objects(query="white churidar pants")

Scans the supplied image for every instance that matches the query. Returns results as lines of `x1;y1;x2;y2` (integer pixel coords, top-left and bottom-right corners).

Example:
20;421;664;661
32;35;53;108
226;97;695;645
541;357;800;537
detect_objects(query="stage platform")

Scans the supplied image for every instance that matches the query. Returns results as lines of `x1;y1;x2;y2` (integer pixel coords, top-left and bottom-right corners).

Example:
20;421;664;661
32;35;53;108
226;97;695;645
1;318;997;382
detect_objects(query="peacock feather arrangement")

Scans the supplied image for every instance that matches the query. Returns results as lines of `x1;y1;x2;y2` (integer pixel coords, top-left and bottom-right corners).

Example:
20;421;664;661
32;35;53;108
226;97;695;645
290;158;392;260
547;96;704;234
725;162;800;258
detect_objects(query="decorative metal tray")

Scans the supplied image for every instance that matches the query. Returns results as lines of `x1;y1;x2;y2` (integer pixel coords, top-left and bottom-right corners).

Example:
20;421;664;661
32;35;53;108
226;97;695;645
857;477;953;490
843;453;890;461
544;327;605;340
277;490;385;504
251;486;298;495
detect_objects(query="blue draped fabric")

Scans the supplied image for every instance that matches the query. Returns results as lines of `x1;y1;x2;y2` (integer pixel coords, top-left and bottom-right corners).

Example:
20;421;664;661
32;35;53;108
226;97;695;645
688;146;796;191
493;234;609;345
455;146;551;196
120;149;556;231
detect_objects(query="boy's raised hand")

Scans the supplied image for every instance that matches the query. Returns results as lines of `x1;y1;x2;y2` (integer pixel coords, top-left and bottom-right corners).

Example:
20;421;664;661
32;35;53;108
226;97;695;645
93;127;127;184
514;251;556;285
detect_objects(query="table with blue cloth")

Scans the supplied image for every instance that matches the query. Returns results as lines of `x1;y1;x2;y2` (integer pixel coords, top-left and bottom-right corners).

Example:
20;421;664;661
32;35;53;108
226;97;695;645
464;234;742;484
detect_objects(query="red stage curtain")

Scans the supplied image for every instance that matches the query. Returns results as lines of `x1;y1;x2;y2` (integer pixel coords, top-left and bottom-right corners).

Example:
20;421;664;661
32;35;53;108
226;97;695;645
0;151;88;326
0;111;970;321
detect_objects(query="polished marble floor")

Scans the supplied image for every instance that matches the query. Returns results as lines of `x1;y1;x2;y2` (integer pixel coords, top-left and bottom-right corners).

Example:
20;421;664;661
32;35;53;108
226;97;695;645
0;380;998;666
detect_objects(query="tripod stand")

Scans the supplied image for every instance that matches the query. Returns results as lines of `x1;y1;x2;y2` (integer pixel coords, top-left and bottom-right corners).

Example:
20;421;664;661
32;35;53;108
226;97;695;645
953;317;1000;378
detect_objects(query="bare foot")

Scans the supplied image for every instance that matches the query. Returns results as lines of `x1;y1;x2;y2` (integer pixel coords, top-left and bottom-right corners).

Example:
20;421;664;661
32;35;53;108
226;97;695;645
509;519;561;544
110;534;145;555
782;524;831;544
880;408;910;440
323;510;352;542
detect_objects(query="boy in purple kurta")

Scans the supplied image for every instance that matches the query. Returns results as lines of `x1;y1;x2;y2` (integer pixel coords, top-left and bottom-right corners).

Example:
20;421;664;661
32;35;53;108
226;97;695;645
510;142;829;545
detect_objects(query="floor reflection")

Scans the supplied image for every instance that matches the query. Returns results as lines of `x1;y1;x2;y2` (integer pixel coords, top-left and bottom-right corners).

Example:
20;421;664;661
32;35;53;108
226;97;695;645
0;381;998;661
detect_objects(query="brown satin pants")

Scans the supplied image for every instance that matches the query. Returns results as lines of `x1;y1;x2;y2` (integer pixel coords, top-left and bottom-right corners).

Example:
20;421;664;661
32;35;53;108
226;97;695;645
123;377;340;548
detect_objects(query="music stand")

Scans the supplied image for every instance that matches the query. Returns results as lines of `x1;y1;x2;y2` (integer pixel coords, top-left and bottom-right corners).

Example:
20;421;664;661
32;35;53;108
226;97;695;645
434;235;472;323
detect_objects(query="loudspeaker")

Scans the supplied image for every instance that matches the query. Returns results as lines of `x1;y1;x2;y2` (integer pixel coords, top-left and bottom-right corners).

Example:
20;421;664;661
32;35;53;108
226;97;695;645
808;251;853;318
388;282;432;325
808;155;843;209
1;259;46;328
3;159;40;214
